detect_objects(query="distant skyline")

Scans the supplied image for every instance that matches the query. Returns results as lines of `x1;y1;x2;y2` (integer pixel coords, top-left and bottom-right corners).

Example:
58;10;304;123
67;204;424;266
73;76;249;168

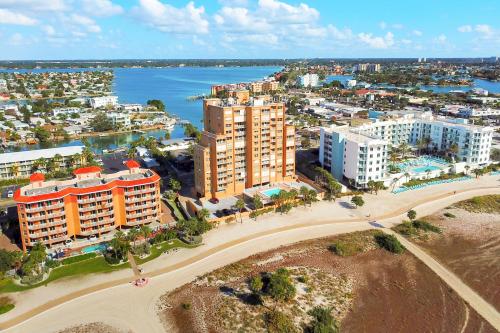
0;0;499;60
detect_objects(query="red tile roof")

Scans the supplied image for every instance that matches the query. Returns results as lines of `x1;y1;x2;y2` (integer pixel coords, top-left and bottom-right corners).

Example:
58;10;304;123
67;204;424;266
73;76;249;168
30;173;45;182
124;160;140;169
73;166;102;175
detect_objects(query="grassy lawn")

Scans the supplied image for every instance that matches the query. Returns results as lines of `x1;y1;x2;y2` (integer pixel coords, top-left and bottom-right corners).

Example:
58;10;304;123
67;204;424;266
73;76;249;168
0;257;129;293
402;172;465;187
454;195;500;214
0;297;15;315
0;238;198;293
134;238;198;265
165;199;185;221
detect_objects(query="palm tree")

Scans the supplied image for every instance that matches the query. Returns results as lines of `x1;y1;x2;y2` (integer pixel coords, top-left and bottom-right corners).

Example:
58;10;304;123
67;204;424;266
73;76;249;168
423;137;432;153
45;158;57;174
196;208;210;222
127;228;141;247
234;198;245;223
252;194;263;210
70;153;82;168
53;153;63;171
9;164;20;178
299;186;310;207
464;165;470;176
399;143;410;159
448;143;459;161
32;157;46;173
82;147;94;165
367;180;375;194
404;172;410;183
127;147;137;159
140;225;152;240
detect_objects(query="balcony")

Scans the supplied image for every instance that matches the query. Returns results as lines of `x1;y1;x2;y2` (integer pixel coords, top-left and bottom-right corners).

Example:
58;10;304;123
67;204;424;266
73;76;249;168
125;188;157;196
80;224;115;236
125;195;155;203
125;217;157;226
25;202;64;213
127;209;158;219
77;195;112;204
27;211;65;222
27;219;66;230
126;201;158;212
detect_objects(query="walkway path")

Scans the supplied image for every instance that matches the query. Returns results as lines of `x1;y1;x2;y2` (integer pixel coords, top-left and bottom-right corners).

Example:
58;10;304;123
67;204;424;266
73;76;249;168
385;230;500;331
1;178;499;333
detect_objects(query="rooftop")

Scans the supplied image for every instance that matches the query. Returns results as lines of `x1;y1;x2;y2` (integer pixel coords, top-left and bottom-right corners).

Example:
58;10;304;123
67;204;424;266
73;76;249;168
0;145;85;165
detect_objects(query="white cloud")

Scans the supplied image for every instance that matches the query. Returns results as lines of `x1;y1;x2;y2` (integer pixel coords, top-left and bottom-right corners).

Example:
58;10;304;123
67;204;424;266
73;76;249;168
131;0;209;34
258;0;319;24
434;34;447;44
358;31;395;49
401;39;412;45
70;14;101;33
458;25;472;33
474;24;493;36
392;23;404;30
82;0;123;17
218;0;248;6
42;25;56;36
0;0;67;12
412;30;422;36
0;8;37;25
328;25;352;40
8;33;29;45
379;21;387;30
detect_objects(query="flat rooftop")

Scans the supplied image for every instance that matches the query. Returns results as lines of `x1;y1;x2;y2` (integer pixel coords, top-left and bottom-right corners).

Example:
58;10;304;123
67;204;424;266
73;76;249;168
22;168;155;197
0;145;85;165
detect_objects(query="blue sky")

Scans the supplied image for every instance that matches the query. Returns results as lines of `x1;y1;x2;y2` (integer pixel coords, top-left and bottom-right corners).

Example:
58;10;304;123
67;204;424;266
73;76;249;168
0;0;499;60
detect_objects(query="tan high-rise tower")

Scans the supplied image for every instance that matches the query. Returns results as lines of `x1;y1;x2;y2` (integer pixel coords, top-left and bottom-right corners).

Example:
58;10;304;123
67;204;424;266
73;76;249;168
194;94;295;199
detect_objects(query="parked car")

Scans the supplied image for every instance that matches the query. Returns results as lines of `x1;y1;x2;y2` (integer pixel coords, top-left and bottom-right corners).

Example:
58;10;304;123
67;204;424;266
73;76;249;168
64;239;73;246
88;235;97;242
7;190;14;198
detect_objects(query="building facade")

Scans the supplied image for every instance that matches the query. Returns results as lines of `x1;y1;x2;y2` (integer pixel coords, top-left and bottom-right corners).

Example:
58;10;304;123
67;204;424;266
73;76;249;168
89;95;118;109
14;161;161;251
320;113;493;188
296;74;319;88
194;96;296;199
0;146;85;180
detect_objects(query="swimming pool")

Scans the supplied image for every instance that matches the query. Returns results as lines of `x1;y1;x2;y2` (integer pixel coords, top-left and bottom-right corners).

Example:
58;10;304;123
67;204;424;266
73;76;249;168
261;188;282;197
412;165;441;173
82;243;107;254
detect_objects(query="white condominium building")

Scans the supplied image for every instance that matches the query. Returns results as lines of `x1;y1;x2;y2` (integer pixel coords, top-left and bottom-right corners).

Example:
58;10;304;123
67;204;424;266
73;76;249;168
319;112;493;188
0;146;85;180
320;125;388;188
296;74;319;88
89;96;118;109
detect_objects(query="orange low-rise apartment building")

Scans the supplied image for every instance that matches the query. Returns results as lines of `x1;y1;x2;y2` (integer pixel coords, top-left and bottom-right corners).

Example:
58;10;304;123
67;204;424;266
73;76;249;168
194;94;295;199
14;160;161;252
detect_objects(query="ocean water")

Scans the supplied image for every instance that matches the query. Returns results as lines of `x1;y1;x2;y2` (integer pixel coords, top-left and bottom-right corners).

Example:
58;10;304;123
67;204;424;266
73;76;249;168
1;66;281;152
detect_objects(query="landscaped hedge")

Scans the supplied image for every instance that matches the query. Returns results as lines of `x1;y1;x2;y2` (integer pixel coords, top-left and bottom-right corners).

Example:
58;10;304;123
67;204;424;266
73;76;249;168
62;252;97;265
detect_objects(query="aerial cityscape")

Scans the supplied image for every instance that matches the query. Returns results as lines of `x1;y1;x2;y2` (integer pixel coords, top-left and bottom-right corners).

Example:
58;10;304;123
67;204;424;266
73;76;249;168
0;1;499;333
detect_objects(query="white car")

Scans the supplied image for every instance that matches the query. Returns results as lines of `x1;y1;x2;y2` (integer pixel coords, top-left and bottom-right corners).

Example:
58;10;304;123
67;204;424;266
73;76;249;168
88;235;97;242
64;239;73;246
7;190;14;198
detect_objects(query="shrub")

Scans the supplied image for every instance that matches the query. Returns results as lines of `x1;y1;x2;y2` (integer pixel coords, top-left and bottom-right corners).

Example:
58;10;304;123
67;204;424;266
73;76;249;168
104;253;122;265
45;259;61;269
328;240;363;257
266;309;298;333
297;275;308;283
267;268;296;302
393;222;417;236
443;212;456;218
181;302;192;310
20;273;44;285
131;243;151;256
412;220;441;233
375;234;405;254
305;307;339;333
250;275;263;293
0;303;14;315
62;252;97;265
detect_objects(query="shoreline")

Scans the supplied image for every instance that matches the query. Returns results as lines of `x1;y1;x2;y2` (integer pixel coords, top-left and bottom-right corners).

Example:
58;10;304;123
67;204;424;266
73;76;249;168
1;178;498;332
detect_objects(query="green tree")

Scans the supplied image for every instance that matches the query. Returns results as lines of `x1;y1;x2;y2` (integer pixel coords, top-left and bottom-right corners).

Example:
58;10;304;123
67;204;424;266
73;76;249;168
305;307;340;333
267;268;296;302
407;209;417;221
89;112;114;132
234;198;245;223
168;178;181;193
351;195;364;208
249;275;263;294
184;123;201;141
196;208;210;222
33;126;51;144
164;131;171;140
146;99;166;112
266;310;298;333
